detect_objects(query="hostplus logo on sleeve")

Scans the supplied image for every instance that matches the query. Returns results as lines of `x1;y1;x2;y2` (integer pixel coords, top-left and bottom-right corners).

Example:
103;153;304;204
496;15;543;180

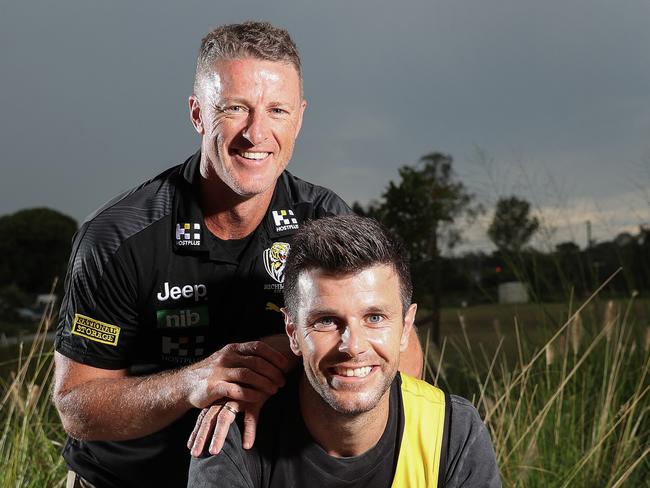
271;209;299;232
175;222;201;246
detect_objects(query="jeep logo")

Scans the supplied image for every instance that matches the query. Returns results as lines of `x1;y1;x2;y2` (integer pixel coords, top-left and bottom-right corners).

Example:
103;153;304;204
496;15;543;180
156;282;207;302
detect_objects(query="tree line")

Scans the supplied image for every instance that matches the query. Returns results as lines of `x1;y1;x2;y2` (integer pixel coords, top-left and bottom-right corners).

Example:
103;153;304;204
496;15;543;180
353;152;649;344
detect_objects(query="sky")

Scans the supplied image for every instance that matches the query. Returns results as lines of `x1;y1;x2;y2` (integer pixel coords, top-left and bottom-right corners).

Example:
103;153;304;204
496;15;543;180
2;0;649;253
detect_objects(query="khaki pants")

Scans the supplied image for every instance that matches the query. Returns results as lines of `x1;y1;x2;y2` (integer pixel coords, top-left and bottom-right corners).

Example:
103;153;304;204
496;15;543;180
66;471;98;488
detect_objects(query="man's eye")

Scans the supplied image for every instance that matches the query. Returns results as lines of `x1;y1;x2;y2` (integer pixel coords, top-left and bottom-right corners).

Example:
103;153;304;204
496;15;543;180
271;107;288;115
226;105;245;113
367;315;384;324
314;317;336;330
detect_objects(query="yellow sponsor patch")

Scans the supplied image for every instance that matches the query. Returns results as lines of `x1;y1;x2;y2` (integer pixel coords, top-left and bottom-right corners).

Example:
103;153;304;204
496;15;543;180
71;314;121;346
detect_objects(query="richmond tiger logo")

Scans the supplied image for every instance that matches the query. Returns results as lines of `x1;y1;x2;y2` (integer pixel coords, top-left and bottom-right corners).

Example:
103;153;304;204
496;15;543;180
263;242;291;284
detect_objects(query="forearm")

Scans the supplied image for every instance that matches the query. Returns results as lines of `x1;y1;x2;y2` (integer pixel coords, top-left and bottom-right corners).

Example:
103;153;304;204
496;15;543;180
55;366;194;441
54;341;287;443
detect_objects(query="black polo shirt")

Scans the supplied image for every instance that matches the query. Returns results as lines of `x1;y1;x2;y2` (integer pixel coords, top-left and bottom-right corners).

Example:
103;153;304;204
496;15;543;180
55;151;351;488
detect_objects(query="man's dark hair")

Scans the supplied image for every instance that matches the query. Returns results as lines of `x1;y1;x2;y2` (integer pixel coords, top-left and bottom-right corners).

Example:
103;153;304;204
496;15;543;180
284;215;413;318
194;21;302;96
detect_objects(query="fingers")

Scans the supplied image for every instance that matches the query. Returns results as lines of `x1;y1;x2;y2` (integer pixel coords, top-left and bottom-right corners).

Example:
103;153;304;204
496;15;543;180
241;403;262;450
232;341;290;374
213;342;288;391
220;367;283;396
188;405;220;457
211;382;268;405
190;340;289;409
208;402;239;455
187;407;207;450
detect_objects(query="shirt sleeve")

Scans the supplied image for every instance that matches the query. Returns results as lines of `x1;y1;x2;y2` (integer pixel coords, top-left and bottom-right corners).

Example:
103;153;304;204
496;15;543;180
187;423;257;488
55;220;140;370
444;395;502;488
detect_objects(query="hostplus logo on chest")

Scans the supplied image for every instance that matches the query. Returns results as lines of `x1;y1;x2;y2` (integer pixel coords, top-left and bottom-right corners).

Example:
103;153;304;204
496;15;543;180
271;209;299;232
175;222;201;246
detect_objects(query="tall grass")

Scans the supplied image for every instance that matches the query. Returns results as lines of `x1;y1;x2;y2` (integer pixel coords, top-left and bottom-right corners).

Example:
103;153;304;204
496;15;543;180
0;285;67;487
428;278;650;487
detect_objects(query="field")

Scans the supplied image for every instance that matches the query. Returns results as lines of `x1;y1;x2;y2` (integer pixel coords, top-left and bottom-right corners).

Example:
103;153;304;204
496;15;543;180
0;293;648;487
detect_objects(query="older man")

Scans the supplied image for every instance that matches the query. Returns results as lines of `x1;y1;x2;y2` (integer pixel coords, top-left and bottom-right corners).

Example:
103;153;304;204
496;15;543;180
188;215;500;487
53;22;422;488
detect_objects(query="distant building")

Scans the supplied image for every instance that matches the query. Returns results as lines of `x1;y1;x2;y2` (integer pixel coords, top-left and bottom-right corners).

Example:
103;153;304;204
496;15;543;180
498;282;529;304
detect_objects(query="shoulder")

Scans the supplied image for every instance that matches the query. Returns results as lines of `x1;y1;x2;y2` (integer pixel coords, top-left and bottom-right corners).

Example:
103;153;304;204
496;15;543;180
71;164;180;276
278;171;352;216
79;164;179;253
399;374;446;413
449;395;483;427
188;422;256;488
445;395;502;488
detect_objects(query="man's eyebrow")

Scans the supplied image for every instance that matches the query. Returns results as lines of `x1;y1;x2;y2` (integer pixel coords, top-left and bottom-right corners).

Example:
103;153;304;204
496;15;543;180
214;97;249;107
363;305;390;314
304;308;339;321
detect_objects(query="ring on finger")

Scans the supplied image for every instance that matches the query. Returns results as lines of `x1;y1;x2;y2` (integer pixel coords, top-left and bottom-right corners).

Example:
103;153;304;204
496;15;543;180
221;403;239;415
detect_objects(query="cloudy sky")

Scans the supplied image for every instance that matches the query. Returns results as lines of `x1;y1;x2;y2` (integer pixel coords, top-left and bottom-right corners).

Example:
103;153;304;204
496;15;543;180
2;0;649;252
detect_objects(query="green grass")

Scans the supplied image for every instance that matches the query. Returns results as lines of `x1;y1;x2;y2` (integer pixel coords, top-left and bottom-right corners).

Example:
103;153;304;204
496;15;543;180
424;287;650;486
0;303;67;487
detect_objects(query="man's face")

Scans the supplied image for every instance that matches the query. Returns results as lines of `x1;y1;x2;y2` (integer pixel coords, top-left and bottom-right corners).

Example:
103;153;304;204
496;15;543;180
190;58;306;197
285;265;416;415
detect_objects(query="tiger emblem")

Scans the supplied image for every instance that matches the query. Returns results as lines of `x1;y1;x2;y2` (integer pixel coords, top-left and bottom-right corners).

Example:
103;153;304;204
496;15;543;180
263;242;291;283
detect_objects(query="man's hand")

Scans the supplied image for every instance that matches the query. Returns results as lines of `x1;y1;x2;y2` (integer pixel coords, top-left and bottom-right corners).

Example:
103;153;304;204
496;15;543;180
186;341;290;409
187;334;299;457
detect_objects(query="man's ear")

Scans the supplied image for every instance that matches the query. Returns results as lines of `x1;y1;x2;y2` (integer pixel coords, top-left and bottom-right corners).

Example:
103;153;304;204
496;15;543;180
400;303;417;352
282;308;301;357
294;99;307;139
189;95;204;135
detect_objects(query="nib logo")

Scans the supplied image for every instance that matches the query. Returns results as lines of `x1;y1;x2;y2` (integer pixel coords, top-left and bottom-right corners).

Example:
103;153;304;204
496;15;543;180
156;306;208;329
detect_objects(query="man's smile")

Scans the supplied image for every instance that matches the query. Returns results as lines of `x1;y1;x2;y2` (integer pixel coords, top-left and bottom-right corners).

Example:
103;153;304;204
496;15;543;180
235;150;272;161
329;365;375;379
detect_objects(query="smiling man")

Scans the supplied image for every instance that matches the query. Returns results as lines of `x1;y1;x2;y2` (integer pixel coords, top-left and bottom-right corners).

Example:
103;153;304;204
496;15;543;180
188;215;501;488
53;22;422;488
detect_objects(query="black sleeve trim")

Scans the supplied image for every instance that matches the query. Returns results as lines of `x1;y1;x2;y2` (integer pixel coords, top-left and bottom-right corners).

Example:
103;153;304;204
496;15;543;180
438;389;453;488
54;341;130;370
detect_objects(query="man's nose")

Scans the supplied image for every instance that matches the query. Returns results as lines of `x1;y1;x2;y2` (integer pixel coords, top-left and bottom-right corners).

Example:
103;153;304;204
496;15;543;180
242;110;269;145
338;324;367;356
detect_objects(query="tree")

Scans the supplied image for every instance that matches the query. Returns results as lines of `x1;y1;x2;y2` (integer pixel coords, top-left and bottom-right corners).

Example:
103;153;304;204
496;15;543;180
0;208;77;292
375;152;481;345
487;196;539;253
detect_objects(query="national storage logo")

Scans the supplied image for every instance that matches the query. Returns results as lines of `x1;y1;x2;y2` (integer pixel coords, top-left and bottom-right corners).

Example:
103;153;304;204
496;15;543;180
71;314;121;346
156;306;209;329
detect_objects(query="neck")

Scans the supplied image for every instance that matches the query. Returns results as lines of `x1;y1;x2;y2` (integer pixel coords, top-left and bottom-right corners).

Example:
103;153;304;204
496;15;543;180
199;174;274;240
298;375;390;457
